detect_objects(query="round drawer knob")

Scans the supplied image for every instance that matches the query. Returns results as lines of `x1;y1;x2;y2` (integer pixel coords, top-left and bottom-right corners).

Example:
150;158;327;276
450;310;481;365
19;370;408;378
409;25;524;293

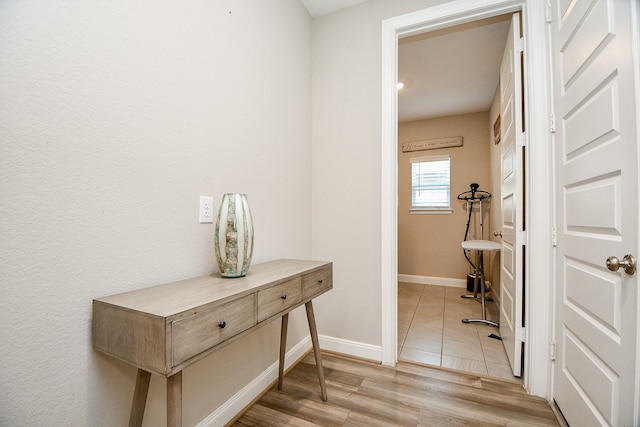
318;279;323;283
218;321;226;329
281;294;287;300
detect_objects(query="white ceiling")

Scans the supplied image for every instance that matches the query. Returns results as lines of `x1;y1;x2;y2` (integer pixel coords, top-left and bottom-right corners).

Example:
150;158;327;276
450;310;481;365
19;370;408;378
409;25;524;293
299;0;370;17
300;1;513;123
398;14;512;122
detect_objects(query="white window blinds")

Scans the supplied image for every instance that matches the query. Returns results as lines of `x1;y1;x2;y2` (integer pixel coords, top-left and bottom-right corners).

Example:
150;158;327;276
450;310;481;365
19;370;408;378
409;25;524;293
410;156;451;210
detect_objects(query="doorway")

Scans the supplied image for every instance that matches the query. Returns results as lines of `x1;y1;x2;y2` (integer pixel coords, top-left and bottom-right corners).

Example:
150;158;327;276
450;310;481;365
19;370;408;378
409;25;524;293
381;0;553;398
396;14;514;381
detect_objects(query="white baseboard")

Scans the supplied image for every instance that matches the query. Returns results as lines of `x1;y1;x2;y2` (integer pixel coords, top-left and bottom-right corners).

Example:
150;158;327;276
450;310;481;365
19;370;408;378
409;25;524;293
197;334;383;426
398;274;466;288
197;336;312;427
319;334;382;362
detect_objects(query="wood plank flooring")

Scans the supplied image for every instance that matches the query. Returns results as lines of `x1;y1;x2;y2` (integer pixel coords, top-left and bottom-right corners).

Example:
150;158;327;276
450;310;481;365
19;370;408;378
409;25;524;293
231;352;560;426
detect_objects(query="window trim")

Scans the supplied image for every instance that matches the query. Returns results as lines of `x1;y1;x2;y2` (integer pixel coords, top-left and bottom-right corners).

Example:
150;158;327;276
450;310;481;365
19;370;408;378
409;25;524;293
409;155;451;213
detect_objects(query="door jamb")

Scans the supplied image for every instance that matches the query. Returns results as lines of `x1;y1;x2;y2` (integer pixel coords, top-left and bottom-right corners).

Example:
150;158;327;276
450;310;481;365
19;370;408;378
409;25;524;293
381;0;553;398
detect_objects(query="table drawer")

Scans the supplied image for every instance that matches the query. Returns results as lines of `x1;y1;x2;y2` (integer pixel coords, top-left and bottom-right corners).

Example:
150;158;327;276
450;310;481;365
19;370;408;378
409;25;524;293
172;294;256;366
302;265;332;299
257;278;302;322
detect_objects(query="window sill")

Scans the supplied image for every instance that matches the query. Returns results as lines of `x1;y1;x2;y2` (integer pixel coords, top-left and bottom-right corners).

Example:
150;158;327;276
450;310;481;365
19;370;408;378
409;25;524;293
410;209;453;215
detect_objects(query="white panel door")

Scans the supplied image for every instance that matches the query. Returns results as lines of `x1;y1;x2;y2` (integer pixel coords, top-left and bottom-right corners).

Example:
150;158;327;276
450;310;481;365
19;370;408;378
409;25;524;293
551;0;639;425
499;13;524;377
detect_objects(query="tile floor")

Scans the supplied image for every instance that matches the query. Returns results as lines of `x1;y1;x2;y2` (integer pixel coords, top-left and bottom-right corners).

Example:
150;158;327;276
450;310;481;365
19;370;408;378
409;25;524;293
398;282;521;383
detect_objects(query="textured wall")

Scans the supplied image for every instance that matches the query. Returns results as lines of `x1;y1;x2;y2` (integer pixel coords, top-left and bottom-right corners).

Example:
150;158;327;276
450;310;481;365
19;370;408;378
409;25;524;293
0;1;311;425
310;0;452;348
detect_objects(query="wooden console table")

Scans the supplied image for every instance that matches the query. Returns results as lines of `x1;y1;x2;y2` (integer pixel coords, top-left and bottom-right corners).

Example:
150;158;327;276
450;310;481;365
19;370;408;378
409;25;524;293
92;259;332;427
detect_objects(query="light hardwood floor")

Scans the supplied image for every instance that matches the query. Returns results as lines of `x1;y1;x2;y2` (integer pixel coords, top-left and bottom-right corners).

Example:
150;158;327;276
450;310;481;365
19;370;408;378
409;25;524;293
231;351;560;426
398;282;519;382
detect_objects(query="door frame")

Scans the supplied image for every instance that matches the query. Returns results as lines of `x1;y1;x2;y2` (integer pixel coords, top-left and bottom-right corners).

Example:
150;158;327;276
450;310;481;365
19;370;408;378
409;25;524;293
381;0;553;398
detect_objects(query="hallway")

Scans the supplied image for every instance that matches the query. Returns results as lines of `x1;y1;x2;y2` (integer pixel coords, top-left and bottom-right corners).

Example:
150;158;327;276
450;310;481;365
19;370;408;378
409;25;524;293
398;282;519;382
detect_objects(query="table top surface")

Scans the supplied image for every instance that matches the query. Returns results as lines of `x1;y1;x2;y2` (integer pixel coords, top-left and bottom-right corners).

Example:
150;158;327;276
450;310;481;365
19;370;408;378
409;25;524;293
93;259;331;317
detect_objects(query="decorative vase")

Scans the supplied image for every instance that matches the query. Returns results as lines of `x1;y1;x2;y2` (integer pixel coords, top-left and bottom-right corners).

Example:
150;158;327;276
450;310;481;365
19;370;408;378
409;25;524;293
214;193;254;277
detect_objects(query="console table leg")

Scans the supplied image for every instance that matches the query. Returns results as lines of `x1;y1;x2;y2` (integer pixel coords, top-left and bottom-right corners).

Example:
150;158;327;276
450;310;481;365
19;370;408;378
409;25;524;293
129;369;151;427
167;371;182;427
305;301;327;402
278;313;289;390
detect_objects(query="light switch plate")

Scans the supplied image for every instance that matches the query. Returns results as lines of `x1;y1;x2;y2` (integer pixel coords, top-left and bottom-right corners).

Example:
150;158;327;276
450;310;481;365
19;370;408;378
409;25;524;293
199;196;214;224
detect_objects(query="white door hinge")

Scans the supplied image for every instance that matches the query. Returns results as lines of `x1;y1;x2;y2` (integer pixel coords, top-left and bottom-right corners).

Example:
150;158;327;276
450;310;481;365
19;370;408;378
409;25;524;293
549;113;556;133
517;327;526;342
545;0;552;23
517;131;526;147
551;227;557;247
550;340;557;361
518;230;527;245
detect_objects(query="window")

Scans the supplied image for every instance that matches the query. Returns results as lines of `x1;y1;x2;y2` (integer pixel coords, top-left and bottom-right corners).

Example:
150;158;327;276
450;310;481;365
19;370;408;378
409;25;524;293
410;155;451;212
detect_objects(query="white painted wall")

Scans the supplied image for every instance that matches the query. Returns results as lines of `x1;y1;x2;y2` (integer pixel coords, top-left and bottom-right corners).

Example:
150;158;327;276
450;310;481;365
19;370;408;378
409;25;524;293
0;1;312;425
311;2;552;396
310;0;452;357
2;0;553;424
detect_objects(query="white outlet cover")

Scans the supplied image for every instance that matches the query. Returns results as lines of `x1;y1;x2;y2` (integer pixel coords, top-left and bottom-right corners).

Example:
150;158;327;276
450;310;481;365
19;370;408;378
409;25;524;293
199;196;214;224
